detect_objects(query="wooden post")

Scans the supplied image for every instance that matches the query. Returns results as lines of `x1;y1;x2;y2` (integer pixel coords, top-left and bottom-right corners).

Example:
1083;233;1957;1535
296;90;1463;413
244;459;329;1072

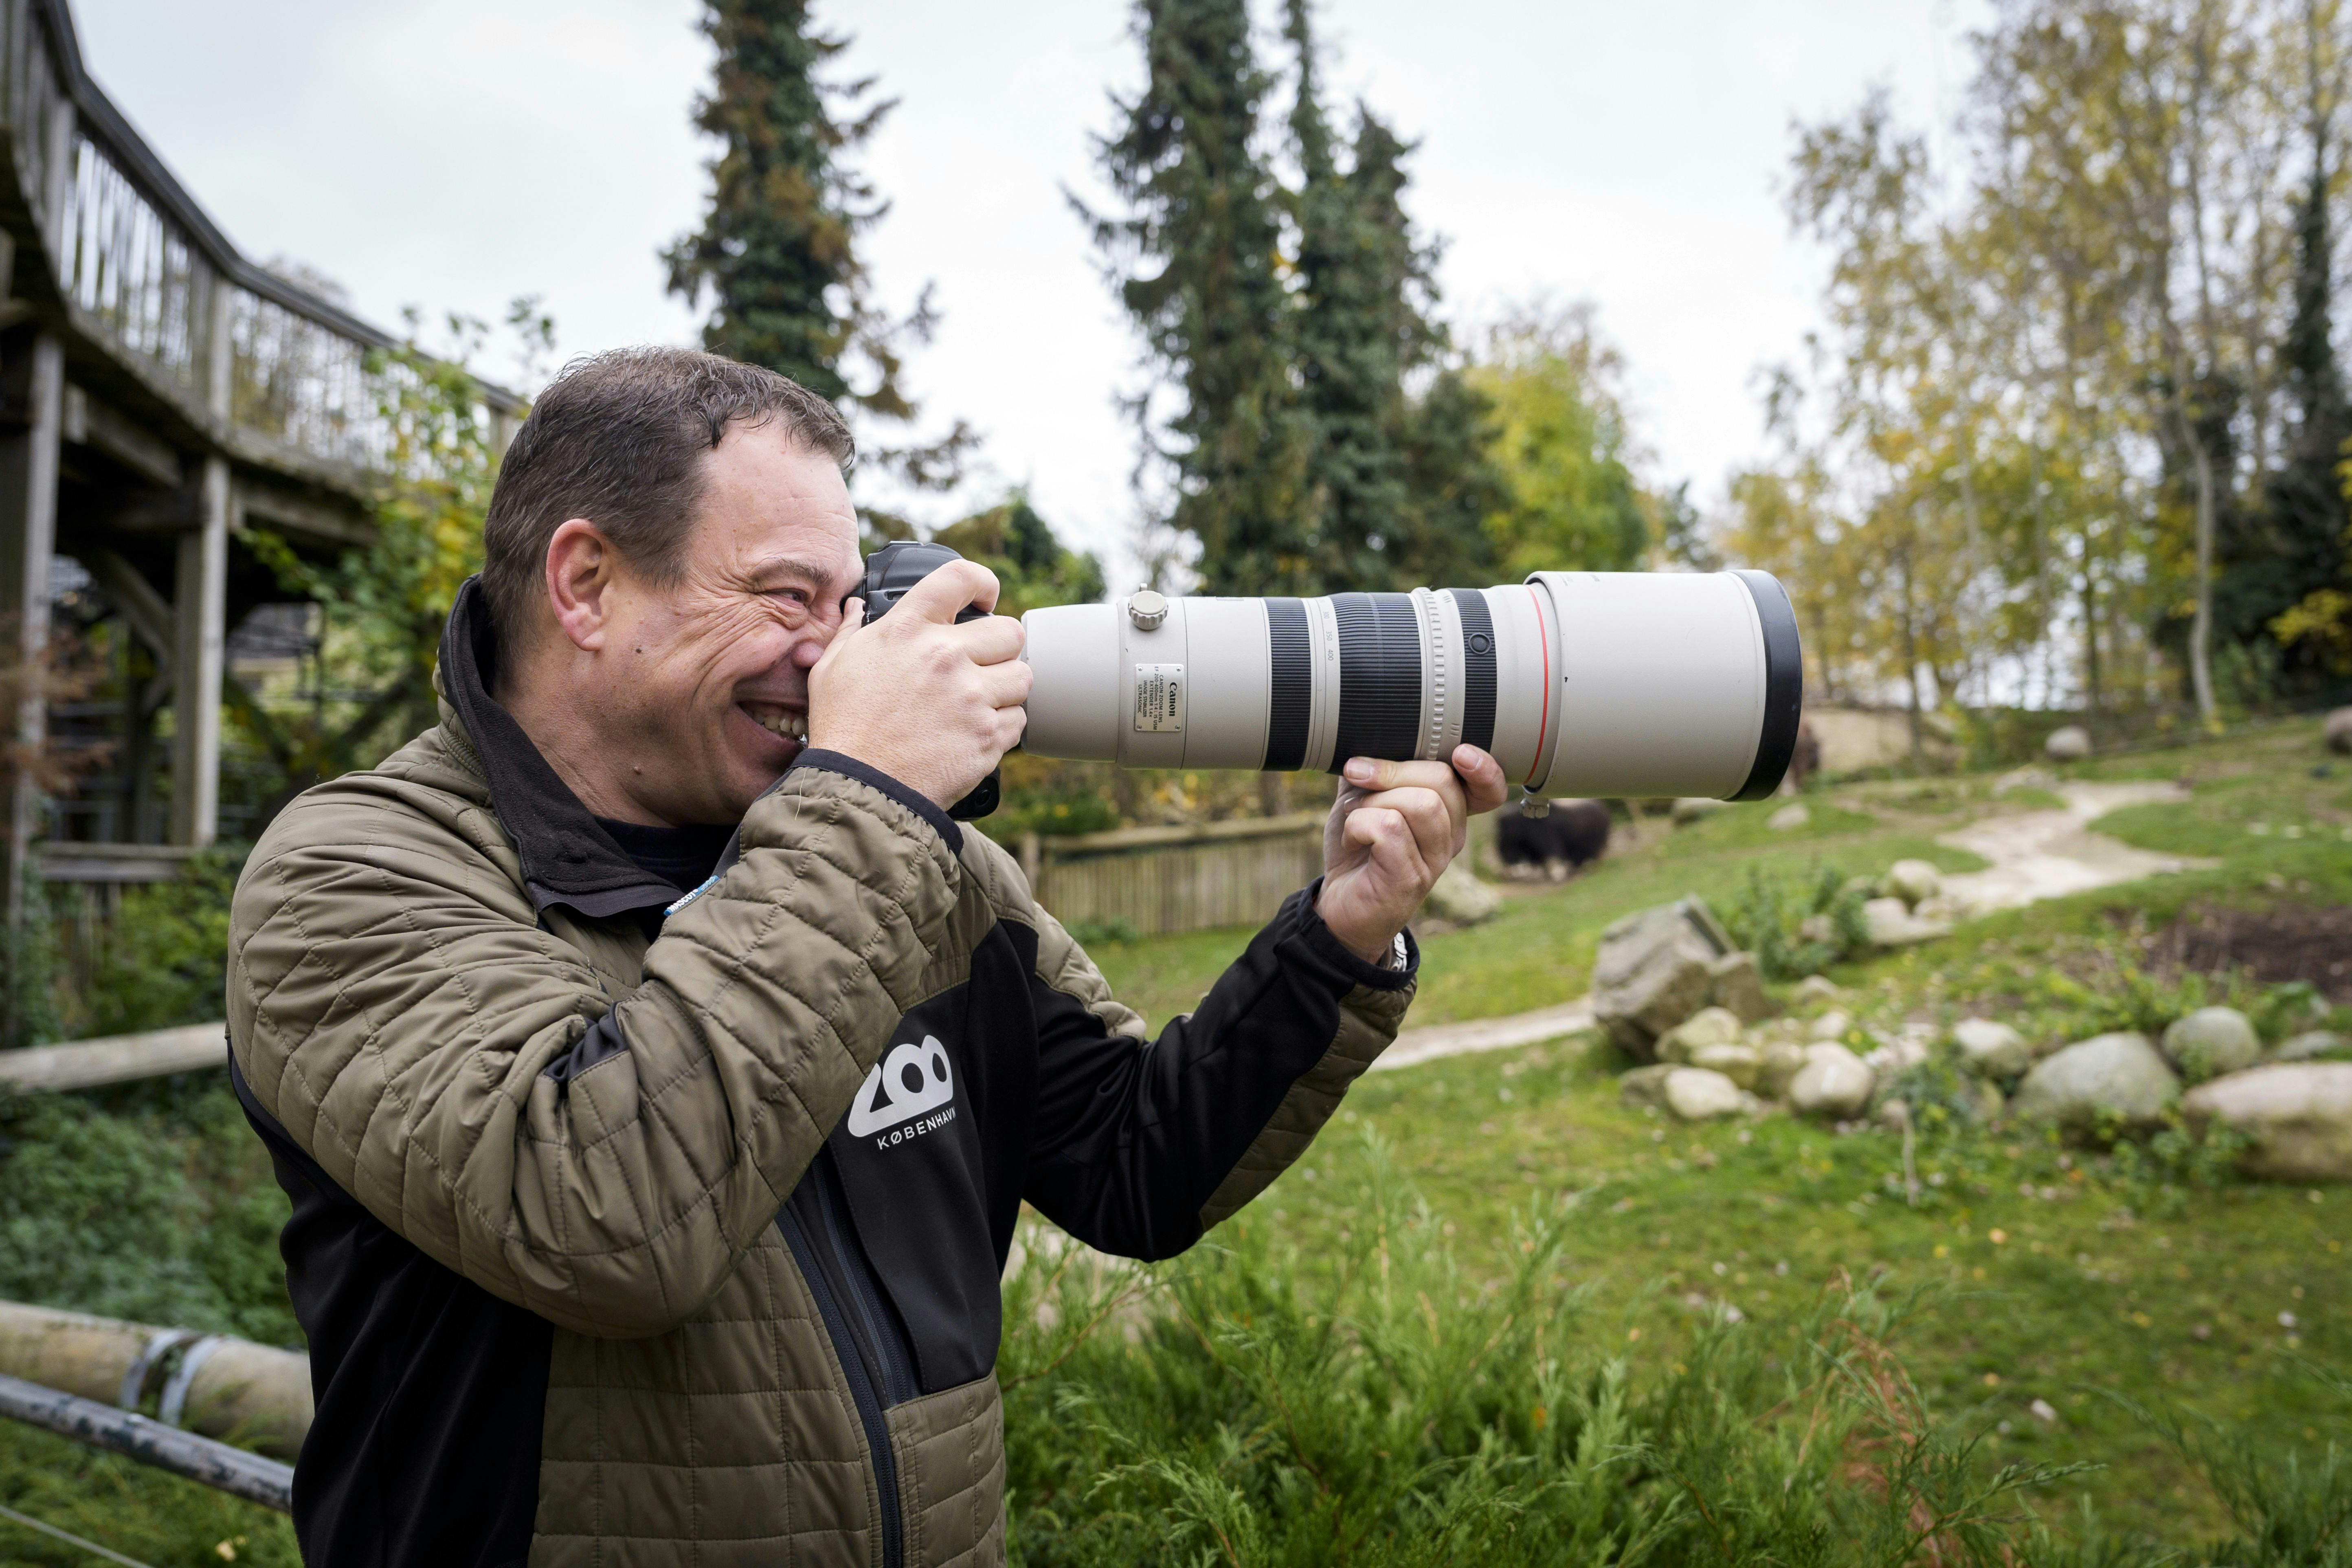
169;458;226;847
0;330;63;922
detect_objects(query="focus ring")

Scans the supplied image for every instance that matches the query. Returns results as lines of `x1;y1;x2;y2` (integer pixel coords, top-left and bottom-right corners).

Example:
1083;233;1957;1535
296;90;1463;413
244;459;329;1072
1263;598;1311;772
1331;592;1423;768
1447;588;1496;755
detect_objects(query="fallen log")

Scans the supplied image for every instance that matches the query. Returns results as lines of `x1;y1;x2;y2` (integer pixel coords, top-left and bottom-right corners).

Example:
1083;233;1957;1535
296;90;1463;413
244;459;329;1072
0;1023;227;1093
0;1299;309;1457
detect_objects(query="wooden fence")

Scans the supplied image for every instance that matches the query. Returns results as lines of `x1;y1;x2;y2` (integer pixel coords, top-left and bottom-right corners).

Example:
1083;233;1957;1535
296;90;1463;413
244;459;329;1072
1018;814;1325;939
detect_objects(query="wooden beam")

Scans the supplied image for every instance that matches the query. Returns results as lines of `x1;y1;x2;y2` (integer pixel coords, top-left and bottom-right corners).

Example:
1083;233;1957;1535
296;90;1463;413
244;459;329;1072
85;548;175;666
169;457;226;847
233;481;372;549
0;332;62;924
62;384;184;488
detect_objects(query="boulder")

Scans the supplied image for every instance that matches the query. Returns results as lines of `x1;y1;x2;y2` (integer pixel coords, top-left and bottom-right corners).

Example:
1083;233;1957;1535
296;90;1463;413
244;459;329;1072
1961;1077;2007;1124
1798;913;1839;946
2327;706;2352;757
1808;1009;1854;1043
2182;1063;2352;1181
1422;860;1502;926
2012;1032;2179;1132
1664;1067;1748;1121
1864;896;1952;947
1913;894;1968;925
1767;803;1811;831
2276;1030;2350;1063
1706;952;1772;1023
1688;1041;1764;1090
1658;1006;1744;1063
2159;1007;2262;1082
1757;1040;1811;1100
1618;1064;1677;1110
2045;725;2093;762
1885;859;1943;907
1793;975;1842;1005
1953;1018;2033;1080
1591;898;1733;1059
1863;1035;1930;1079
1671;797;1726;825
1790;1044;1875;1119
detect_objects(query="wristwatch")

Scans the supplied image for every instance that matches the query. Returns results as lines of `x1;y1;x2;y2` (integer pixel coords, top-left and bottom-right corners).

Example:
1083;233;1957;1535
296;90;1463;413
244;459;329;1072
1384;932;1409;971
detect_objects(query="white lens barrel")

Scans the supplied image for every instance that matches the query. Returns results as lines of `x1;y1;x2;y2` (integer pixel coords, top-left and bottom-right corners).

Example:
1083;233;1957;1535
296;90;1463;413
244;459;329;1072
1017;570;1802;802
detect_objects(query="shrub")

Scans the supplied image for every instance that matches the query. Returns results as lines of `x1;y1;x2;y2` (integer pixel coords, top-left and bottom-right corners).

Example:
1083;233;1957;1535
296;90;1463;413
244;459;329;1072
1723;863;1868;980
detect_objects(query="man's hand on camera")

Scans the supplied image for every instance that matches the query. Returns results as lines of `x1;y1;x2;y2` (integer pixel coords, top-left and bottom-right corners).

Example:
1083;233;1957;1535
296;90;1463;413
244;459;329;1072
806;560;1031;808
1315;746;1510;966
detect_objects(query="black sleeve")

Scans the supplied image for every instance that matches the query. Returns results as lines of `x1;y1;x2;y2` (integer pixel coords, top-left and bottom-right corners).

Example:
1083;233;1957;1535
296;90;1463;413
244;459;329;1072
1019;883;1415;1260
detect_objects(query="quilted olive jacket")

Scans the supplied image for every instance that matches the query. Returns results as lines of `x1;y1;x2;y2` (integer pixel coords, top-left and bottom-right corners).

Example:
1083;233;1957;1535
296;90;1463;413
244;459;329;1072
225;581;1417;1568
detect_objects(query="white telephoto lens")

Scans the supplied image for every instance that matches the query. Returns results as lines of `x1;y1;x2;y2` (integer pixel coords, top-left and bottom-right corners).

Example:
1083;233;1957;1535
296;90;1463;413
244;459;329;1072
1018;570;1802;803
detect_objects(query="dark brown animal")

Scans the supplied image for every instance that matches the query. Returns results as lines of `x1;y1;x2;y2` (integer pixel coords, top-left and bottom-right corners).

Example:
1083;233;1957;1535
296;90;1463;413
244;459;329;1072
1495;798;1610;881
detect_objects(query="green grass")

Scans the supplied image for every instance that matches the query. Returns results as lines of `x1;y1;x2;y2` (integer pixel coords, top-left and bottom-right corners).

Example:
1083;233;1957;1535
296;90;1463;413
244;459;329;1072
1069;716;2352;1546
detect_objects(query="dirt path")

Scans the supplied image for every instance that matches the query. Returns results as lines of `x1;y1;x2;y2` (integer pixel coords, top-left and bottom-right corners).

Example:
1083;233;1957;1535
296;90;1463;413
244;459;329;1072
1377;781;2211;1073
1935;781;2210;914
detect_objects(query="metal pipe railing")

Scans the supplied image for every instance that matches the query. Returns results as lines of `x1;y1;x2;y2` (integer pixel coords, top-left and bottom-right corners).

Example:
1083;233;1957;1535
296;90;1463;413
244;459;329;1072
0;1371;292;1512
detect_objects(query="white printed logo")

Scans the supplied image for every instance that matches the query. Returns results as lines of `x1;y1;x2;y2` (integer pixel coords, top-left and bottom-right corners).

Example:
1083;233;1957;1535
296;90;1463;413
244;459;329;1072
846;1034;956;1140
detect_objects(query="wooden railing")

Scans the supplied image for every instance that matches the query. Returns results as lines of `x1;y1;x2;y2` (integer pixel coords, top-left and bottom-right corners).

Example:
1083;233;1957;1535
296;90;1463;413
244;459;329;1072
0;0;520;496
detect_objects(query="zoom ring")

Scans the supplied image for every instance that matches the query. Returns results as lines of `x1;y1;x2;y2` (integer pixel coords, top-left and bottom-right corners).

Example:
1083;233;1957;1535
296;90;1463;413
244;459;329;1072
1330;592;1424;769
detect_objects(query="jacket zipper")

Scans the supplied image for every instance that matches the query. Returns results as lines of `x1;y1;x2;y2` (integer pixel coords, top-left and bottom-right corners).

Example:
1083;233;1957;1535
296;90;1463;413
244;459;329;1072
778;1149;916;1568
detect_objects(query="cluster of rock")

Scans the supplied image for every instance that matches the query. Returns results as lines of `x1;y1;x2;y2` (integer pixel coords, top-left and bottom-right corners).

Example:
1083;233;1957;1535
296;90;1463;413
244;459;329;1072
1594;896;2352;1181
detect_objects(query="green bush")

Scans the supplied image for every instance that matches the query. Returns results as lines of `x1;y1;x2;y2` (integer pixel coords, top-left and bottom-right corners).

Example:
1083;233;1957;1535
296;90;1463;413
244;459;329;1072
0;1086;294;1346
1722;862;1869;980
74;845;246;1038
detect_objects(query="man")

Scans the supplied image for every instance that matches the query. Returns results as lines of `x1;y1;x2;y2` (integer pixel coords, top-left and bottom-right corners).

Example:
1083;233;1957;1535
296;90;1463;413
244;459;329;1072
227;346;1506;1568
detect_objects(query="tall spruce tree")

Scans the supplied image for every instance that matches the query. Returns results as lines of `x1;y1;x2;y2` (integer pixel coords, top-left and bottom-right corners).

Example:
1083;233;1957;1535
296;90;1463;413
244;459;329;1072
2241;121;2352;682
1082;0;1314;594
664;0;925;424
1284;1;1412;589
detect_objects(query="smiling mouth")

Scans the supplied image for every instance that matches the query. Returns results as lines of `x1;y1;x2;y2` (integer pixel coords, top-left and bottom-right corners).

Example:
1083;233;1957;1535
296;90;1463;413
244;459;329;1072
741;705;808;742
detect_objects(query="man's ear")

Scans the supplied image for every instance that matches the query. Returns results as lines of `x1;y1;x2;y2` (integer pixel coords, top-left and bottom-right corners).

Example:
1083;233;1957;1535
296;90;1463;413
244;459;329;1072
545;519;619;652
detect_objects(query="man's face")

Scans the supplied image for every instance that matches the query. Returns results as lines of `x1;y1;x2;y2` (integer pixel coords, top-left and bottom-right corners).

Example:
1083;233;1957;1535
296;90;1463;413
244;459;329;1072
589;424;861;825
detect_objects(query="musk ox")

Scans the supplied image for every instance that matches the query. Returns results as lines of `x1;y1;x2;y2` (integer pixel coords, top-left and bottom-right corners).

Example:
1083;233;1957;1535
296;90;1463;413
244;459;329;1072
1495;797;1611;881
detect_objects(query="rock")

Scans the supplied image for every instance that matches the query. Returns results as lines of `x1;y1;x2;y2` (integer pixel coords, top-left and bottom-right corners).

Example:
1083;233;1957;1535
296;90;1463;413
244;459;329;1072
2045;725;2093;762
1798;913;1839;946
1688;1041;1764;1090
1808;1009;1853;1043
1885;859;1942;907
1664;1067;1748;1121
1657;1006;1744;1064
1953;1018;2033;1080
2012;1032;2179;1132
1912;894;1968;925
1590;898;1733;1059
1766;803;1811;831
1706;952;1772;1023
1790;1044;1874;1119
1793;975;1842;1005
1993;766;2057;797
1757;1040;1811;1100
2327;706;2352;756
2276;1030;2349;1063
1864;897;1952;947
1961;1078;2007;1124
2182;1063;2352;1181
1422;859;1502;925
1671;797;1726;825
1863;1035;1930;1078
2159;1007;2263;1082
1877;1098;1912;1131
1618;1064;1677;1110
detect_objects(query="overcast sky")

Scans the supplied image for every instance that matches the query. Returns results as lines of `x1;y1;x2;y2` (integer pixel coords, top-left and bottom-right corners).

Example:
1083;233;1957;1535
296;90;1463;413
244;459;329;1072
72;0;1988;582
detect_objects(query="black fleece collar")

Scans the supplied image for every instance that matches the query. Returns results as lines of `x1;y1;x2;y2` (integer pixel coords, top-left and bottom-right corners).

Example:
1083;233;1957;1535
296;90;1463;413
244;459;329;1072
437;577;687;921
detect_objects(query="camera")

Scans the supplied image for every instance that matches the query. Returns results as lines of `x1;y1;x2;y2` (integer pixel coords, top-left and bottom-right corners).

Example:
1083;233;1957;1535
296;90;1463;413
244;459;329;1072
854;542;1804;819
